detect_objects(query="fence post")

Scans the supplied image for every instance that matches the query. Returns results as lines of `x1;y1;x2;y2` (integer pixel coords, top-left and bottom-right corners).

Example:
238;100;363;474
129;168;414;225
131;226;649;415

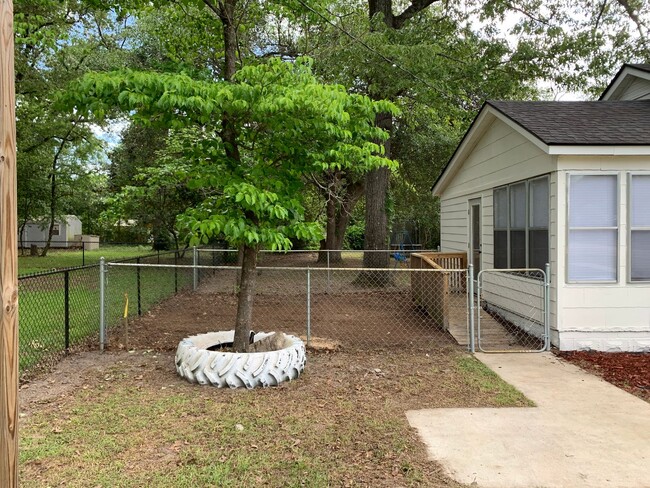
326;250;330;293
468;264;475;353
193;246;198;291
64;270;70;352
174;251;178;293
99;257;106;351
136;257;142;316
82;241;85;266
544;262;551;351
306;268;311;347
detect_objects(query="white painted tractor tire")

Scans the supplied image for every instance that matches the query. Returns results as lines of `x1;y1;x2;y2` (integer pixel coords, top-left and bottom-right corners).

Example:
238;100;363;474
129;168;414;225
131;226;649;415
175;331;306;389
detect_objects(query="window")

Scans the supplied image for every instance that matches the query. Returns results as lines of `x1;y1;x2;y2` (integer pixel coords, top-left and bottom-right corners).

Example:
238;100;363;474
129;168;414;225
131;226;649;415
567;174;618;282
493;176;549;270
51;224;60;236
630;174;650;281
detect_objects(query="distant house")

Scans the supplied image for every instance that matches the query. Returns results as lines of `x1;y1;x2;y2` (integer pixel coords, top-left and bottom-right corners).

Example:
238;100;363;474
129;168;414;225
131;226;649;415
433;64;650;352
19;215;83;249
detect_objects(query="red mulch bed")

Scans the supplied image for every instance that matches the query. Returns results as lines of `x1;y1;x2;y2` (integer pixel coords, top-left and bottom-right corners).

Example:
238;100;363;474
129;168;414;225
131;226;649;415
557;350;650;402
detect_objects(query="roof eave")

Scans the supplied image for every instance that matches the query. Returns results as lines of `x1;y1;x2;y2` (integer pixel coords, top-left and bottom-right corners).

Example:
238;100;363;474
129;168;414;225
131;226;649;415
549;145;650;155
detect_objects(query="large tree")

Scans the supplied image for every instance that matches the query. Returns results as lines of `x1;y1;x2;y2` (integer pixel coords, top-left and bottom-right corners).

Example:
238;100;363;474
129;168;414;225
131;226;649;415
362;0;436;268
64;56;397;351
14;0;132;254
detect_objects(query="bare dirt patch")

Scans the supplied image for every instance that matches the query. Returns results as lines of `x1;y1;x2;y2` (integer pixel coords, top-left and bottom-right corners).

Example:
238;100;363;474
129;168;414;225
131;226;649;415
557;350;650;402
19;347;528;487
109;270;455;351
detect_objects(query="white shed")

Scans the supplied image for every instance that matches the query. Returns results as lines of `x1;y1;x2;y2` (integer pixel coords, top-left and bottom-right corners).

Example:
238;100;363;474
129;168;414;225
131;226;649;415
433;64;650;352
19;215;83;249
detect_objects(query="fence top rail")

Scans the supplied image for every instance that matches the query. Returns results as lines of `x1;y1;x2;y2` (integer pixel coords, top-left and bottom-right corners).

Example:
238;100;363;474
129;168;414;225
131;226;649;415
195;248;441;254
413;251;467;260
18;263;100;280
108;249;184;263
412;252;468;269
106;262;467;273
411;253;444;270
18;249;186;280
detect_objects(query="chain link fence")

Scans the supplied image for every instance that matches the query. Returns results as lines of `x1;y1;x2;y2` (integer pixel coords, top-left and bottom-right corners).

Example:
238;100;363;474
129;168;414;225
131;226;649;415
103;259;469;352
194;248;438;272
17;250;191;379
19;266;100;376
19;248;550;379
476;268;550;352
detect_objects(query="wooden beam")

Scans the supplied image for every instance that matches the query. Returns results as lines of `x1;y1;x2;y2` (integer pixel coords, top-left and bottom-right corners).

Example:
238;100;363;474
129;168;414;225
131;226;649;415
0;0;19;486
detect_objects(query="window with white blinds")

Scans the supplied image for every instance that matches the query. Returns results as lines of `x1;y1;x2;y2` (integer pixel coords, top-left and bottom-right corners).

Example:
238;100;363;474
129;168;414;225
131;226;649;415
630;174;650;282
567;174;618;282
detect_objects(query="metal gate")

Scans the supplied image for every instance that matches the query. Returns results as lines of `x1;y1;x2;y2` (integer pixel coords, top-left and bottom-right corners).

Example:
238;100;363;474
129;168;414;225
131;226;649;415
472;267;549;352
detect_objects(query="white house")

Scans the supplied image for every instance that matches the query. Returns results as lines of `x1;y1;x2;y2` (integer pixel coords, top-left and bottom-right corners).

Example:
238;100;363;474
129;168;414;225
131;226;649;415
19;215;83;249
432;64;650;352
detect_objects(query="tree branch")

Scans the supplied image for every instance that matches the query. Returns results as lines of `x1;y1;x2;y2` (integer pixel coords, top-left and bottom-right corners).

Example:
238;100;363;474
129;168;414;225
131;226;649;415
615;0;648;41
394;0;438;29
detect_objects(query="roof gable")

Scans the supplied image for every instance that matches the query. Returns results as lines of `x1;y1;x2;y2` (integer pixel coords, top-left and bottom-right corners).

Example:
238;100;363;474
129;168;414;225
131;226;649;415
600;64;650;100
432;99;650;196
431;104;548;196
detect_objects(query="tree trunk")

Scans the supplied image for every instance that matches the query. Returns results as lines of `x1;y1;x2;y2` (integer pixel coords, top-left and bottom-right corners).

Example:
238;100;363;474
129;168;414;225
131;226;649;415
233;244;257;352
214;0;253;352
369;0;395;25
218;0;240;162
363;0;394;270
317;178;364;264
41;162;58;258
363;0;436;271
319;195;340;263
363;112;392;269
41;130;70;257
18;221;26;255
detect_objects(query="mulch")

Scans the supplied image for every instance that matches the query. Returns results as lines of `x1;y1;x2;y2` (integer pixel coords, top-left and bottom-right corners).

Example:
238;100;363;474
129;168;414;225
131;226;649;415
557;350;650;402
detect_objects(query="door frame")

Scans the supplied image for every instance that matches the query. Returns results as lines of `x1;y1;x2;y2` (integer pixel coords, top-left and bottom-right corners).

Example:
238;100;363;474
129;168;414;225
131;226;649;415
469;198;482;281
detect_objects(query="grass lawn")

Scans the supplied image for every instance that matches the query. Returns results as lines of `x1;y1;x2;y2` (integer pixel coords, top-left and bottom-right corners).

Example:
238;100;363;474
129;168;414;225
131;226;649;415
19;348;531;487
18;266;194;375
18;245;154;276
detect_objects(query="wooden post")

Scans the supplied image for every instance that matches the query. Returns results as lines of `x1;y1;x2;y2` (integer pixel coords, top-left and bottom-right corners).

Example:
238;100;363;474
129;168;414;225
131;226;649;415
0;0;19;485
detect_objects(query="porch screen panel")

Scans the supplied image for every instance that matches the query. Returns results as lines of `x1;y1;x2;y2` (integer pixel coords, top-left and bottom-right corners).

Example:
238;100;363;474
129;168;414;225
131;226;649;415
630;175;650;281
529;177;549;270
494;177;549;271
494;187;508;268
509;182;526;268
568;175;618;282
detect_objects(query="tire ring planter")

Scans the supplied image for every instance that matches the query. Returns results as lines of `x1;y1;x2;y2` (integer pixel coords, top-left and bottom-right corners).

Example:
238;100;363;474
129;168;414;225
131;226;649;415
175;331;306;389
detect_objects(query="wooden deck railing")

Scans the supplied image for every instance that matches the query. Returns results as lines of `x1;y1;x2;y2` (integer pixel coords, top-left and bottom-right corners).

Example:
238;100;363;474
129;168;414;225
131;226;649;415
410;252;467;330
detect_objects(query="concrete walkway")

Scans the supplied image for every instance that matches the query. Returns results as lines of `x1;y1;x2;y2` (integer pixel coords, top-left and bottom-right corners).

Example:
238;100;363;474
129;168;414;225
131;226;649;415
407;352;650;488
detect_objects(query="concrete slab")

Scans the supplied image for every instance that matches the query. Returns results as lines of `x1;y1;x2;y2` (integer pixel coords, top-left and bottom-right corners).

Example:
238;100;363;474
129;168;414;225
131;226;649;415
407;352;650;488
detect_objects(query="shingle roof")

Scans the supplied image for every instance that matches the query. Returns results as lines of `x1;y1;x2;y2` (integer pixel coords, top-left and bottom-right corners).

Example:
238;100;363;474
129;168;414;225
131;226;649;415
488;100;650;145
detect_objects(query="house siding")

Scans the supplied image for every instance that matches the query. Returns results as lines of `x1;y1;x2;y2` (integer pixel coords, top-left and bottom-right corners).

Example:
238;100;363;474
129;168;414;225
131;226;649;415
616;77;650;100
438;119;559;344
19;216;82;248
555;156;650;351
